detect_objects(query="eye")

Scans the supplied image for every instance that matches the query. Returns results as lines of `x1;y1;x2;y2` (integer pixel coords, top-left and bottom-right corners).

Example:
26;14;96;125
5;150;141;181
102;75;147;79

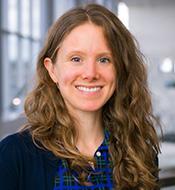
71;56;81;62
98;57;111;64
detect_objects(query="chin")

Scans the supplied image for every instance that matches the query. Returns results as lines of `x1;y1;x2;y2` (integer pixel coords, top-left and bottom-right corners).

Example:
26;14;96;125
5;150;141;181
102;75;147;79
79;104;104;112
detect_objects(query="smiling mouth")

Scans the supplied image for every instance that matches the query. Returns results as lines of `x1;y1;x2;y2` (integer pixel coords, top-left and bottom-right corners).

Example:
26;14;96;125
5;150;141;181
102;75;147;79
76;86;102;92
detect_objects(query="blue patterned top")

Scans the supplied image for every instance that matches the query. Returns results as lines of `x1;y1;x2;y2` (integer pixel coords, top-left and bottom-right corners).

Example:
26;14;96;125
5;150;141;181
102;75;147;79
53;131;113;190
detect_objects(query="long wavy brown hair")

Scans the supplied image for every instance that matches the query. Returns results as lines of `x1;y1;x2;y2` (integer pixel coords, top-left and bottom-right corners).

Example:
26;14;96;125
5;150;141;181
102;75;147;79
21;4;160;190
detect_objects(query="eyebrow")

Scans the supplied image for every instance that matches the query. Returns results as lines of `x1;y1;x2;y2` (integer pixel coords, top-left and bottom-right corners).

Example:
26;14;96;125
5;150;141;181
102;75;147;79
66;51;86;57
66;50;113;57
96;52;113;57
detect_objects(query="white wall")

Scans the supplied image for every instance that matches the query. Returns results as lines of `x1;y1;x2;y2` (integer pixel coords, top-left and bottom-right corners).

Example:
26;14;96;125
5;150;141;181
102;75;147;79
130;5;175;56
53;0;75;20
128;3;175;133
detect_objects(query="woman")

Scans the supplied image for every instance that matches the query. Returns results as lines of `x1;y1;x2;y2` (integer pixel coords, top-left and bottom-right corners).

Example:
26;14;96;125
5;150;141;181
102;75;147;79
0;3;160;190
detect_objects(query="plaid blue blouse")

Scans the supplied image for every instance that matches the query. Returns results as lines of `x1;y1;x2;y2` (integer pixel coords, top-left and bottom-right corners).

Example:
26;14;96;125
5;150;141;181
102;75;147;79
53;131;113;190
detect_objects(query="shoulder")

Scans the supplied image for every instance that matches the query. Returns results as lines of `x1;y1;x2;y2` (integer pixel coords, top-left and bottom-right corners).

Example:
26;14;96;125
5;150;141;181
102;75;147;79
1;130;31;148
0;130;53;161
0;132;31;186
0;131;26;145
0;132;23;151
0;130;59;164
0;131;32;160
0;131;59;190
0;130;53;156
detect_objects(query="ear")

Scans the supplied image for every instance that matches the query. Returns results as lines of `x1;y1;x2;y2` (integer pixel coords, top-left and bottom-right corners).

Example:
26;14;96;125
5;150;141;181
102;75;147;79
44;58;58;83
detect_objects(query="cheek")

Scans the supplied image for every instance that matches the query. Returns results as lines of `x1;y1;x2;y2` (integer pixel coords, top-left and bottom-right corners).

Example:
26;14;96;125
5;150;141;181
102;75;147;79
104;68;116;84
56;68;79;85
107;69;117;93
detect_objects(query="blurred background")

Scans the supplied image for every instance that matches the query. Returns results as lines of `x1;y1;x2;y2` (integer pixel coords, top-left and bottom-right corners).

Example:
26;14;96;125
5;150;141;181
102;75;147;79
0;0;175;189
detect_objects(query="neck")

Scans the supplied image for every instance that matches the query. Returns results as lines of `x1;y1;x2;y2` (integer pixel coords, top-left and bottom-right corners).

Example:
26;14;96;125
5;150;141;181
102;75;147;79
72;111;104;157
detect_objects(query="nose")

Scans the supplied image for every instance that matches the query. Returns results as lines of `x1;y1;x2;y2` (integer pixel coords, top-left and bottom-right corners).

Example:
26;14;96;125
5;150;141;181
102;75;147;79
82;60;99;81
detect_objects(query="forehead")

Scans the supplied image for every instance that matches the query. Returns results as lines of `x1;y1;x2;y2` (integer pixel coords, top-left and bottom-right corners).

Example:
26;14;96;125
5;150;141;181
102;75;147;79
59;22;111;53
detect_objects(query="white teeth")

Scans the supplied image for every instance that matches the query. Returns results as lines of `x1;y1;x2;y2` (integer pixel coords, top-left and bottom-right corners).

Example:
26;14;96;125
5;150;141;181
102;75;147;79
76;86;101;92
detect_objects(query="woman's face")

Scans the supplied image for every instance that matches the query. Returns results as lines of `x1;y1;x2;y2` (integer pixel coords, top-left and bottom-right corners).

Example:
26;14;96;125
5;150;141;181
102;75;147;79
44;22;116;115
